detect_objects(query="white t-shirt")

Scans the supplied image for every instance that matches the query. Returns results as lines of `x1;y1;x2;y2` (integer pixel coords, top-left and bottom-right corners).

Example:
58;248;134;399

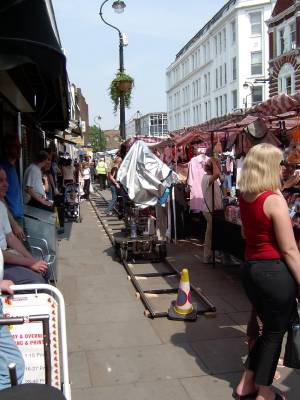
201;174;223;212
23;163;46;204
82;167;90;180
0;201;12;250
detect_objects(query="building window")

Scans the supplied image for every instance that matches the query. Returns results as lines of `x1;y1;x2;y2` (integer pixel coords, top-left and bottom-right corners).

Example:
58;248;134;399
220;65;223;87
278;63;295;94
219;96;223;116
250;12;262;35
218;32;222;53
208;72;210;93
149;114;168;136
279;29;285;54
223;28;226;50
251;51;262;75
169;96;172;111
232;56;237;80
232;89;237;109
290;22;296;50
204;74;208;94
215;98;219;117
224;63;227;84
215;68;218;89
252;86;263;104
231;20;236;44
224;94;227;114
214;36;218;55
286;76;292;94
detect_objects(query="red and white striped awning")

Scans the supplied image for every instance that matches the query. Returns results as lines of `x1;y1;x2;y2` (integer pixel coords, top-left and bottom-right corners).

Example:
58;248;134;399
249;92;300;115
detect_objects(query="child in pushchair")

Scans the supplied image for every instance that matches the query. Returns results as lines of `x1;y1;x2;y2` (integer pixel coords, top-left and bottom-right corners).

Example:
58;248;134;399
64;183;81;222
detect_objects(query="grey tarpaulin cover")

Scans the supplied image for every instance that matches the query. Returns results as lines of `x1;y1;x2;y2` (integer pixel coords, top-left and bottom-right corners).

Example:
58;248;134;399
117;140;178;207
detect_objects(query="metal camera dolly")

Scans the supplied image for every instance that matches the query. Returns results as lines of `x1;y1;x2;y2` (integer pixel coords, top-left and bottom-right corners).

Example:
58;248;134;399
114;231;167;262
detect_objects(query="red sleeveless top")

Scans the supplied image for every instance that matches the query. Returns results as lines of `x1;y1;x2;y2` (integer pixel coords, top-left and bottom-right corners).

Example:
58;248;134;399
239;191;282;260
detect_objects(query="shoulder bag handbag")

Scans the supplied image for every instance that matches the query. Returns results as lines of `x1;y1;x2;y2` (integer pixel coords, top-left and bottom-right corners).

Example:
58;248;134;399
284;302;300;369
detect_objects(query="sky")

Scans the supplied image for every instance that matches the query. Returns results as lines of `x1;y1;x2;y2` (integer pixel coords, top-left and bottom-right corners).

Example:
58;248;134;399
52;0;226;130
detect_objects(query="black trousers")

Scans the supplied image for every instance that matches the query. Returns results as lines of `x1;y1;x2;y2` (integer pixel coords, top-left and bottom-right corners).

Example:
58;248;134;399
242;259;297;385
98;174;106;189
82;179;90;199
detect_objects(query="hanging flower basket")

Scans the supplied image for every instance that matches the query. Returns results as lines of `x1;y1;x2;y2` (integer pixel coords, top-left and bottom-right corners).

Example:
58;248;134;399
109;72;134;114
117;80;132;92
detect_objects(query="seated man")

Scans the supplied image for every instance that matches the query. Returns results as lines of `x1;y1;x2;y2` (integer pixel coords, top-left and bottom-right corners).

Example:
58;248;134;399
0;167;47;284
23;151;53;210
0;249;25;390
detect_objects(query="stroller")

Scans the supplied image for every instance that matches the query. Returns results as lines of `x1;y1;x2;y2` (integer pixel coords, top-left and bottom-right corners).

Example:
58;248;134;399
64;183;81;222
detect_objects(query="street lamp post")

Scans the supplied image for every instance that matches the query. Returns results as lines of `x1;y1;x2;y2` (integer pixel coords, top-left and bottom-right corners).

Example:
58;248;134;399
94;115;102;129
99;0;126;140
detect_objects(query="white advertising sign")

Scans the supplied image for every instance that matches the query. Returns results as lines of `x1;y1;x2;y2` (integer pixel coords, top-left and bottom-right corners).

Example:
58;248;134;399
2;293;61;388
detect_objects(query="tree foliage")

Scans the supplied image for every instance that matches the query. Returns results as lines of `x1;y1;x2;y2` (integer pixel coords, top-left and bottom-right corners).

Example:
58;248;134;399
88;125;107;152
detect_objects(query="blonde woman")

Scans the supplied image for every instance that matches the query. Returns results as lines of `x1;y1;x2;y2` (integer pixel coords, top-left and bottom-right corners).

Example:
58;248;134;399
235;143;300;400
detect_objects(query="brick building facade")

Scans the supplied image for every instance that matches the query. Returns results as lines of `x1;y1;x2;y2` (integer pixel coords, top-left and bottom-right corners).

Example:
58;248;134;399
268;0;300;96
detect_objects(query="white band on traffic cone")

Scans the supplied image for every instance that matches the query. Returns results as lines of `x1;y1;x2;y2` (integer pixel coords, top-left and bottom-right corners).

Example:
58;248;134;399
174;268;193;315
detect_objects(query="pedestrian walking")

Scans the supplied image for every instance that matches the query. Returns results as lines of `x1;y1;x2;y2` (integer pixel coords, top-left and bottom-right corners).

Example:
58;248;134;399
201;156;223;263
235;143;300;400
96;158;107;190
81;162;91;200
105;156;122;215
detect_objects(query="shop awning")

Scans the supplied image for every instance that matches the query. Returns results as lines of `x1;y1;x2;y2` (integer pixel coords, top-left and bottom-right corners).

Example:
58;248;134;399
0;0;69;130
248;93;300;116
54;134;78;146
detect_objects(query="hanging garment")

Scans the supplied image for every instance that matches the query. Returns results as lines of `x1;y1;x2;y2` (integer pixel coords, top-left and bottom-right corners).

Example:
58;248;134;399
236;156;244;189
187;154;208;212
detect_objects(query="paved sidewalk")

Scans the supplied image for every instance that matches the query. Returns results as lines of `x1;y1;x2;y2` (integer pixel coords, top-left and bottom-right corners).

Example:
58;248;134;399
57;197;300;400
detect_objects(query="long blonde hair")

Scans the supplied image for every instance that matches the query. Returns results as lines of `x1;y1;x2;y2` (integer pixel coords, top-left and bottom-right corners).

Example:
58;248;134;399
238;143;283;194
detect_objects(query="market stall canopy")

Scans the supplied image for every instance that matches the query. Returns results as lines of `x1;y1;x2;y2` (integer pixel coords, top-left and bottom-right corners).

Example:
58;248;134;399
0;0;69;130
118;140;178;207
248;93;300;116
124;136;173;150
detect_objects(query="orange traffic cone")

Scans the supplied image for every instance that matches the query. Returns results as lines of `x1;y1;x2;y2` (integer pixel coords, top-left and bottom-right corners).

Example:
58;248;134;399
168;268;197;321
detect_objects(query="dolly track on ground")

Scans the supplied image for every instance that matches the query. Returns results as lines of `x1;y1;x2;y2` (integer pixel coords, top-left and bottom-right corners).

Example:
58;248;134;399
90;187;216;318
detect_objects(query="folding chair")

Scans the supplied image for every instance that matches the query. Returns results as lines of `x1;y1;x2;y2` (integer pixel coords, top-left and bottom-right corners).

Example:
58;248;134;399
26;236;56;285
